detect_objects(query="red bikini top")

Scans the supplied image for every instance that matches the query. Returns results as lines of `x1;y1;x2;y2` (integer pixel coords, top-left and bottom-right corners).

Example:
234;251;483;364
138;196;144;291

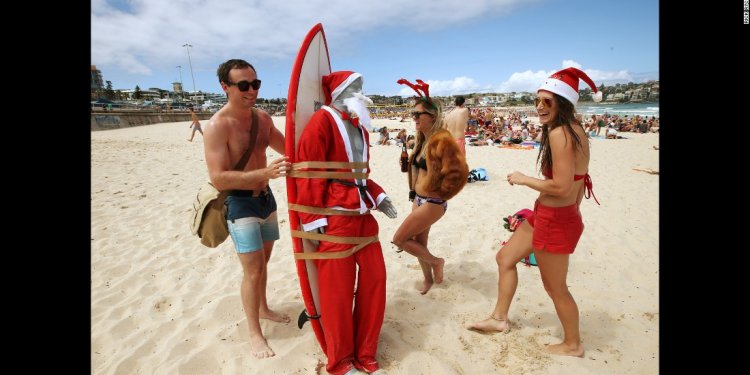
542;168;600;205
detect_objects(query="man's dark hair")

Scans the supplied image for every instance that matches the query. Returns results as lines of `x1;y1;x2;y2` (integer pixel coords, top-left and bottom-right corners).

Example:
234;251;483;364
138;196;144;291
455;96;465;106
217;59;256;84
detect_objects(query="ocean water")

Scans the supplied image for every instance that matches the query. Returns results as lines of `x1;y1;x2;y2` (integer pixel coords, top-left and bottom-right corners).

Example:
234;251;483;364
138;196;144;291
577;103;659;118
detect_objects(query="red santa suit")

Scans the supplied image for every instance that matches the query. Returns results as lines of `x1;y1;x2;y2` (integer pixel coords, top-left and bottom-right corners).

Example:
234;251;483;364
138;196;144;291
295;72;387;375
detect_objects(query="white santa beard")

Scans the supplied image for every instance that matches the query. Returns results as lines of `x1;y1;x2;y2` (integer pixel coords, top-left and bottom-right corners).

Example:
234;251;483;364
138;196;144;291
343;97;373;131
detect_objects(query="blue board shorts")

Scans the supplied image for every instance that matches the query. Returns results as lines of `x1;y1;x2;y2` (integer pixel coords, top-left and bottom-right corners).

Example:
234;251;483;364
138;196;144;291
225;189;280;253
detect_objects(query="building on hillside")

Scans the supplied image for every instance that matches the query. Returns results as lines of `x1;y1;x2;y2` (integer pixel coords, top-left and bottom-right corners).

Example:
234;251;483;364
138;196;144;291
204;92;228;104
478;95;502;106
187;92;205;103
611;92;627;101
119;88;162;101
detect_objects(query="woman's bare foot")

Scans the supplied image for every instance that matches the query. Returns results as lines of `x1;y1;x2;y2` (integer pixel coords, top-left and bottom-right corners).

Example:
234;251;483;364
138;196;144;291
417;279;434;294
545;342;585;357
260;308;291;323
466;316;510;333
432;258;445;284
249;335;275;358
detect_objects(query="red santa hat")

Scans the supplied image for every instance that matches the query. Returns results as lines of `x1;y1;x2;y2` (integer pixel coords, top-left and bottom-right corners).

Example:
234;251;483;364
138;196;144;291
322;71;362;105
537;67;602;105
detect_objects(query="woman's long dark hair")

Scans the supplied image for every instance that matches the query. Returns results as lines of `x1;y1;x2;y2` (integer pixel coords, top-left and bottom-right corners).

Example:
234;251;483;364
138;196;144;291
537;93;587;174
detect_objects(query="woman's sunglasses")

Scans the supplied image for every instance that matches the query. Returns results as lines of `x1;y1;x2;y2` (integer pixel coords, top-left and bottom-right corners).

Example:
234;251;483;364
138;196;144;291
411;111;432;118
534;97;553;108
228;79;262;92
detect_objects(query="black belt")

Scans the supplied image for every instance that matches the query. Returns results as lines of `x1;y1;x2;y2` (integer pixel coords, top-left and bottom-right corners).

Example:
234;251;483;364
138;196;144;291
229;186;270;197
331;179;368;200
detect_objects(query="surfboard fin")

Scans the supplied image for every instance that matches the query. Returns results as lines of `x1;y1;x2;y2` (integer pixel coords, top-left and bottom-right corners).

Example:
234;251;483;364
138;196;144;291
297;309;321;329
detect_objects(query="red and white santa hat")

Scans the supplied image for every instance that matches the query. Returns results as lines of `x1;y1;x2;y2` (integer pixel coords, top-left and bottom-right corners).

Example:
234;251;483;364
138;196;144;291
537;67;602;105
322;71;362;105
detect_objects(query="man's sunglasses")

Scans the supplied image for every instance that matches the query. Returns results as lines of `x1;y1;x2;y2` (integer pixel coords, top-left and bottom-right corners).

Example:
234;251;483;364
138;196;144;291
534;97;554;108
411;111;432;118
228;79;262;92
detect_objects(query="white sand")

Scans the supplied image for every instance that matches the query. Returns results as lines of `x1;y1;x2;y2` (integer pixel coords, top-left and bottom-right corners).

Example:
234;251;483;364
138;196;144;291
91;116;658;374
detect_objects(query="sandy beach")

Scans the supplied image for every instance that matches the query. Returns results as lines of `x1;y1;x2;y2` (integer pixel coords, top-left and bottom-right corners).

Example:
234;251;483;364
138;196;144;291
91;116;659;374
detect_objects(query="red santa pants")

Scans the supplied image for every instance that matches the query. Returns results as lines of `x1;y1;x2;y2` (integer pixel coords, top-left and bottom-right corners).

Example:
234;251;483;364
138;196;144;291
316;214;386;375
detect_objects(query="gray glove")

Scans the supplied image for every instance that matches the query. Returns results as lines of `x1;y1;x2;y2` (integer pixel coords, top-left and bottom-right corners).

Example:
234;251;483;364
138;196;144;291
378;197;398;219
306;226;326;247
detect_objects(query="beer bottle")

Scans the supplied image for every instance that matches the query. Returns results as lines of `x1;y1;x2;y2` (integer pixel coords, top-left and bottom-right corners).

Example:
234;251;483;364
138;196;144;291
400;145;409;173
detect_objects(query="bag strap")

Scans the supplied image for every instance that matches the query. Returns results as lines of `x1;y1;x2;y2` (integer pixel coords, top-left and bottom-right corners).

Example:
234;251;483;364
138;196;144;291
232;108;260;171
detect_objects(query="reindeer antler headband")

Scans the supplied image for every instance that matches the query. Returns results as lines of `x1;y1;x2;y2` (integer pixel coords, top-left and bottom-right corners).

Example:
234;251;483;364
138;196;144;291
397;78;430;98
397;78;436;109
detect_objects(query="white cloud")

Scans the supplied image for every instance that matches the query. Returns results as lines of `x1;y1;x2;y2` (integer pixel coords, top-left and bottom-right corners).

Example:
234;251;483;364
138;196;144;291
493;60;640;94
584;69;633;84
92;0;531;73
558;60;636;87
561;60;582;69
496;70;550;93
398;61;646;97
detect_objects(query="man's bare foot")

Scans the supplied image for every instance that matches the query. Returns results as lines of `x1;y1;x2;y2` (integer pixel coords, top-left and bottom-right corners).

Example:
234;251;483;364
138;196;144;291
545;342;585;357
260;308;291;323
249;335;275;358
466;316;510;333
432;258;445;284
417;279;434;294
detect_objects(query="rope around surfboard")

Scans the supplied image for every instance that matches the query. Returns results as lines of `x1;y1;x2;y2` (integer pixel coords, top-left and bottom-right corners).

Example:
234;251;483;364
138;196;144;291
289;160;379;260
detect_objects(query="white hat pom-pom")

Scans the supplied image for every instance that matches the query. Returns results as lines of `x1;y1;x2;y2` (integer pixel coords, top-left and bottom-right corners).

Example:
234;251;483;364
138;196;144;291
592;91;603;102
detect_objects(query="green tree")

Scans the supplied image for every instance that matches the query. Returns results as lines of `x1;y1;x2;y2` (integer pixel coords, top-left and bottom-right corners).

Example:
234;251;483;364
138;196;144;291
134;85;142;100
104;81;115;100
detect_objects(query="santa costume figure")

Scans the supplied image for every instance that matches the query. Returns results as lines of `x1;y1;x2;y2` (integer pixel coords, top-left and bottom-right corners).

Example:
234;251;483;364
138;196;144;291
295;71;397;375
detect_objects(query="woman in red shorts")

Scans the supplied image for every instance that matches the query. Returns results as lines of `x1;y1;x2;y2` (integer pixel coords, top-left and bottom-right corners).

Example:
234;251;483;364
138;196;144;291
467;67;601;358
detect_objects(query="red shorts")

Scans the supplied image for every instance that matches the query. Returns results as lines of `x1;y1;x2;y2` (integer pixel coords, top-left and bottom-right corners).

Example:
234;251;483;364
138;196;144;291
527;200;584;254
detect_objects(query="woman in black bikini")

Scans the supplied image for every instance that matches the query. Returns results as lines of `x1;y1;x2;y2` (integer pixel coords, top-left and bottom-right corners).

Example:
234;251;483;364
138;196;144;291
391;78;468;294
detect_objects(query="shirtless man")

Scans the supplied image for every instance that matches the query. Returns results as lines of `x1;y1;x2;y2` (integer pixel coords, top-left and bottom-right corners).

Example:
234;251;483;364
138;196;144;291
187;108;203;141
445;95;469;155
203;59;292;359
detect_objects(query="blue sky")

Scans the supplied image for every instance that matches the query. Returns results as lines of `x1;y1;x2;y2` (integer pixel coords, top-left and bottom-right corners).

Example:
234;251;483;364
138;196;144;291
92;0;658;98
